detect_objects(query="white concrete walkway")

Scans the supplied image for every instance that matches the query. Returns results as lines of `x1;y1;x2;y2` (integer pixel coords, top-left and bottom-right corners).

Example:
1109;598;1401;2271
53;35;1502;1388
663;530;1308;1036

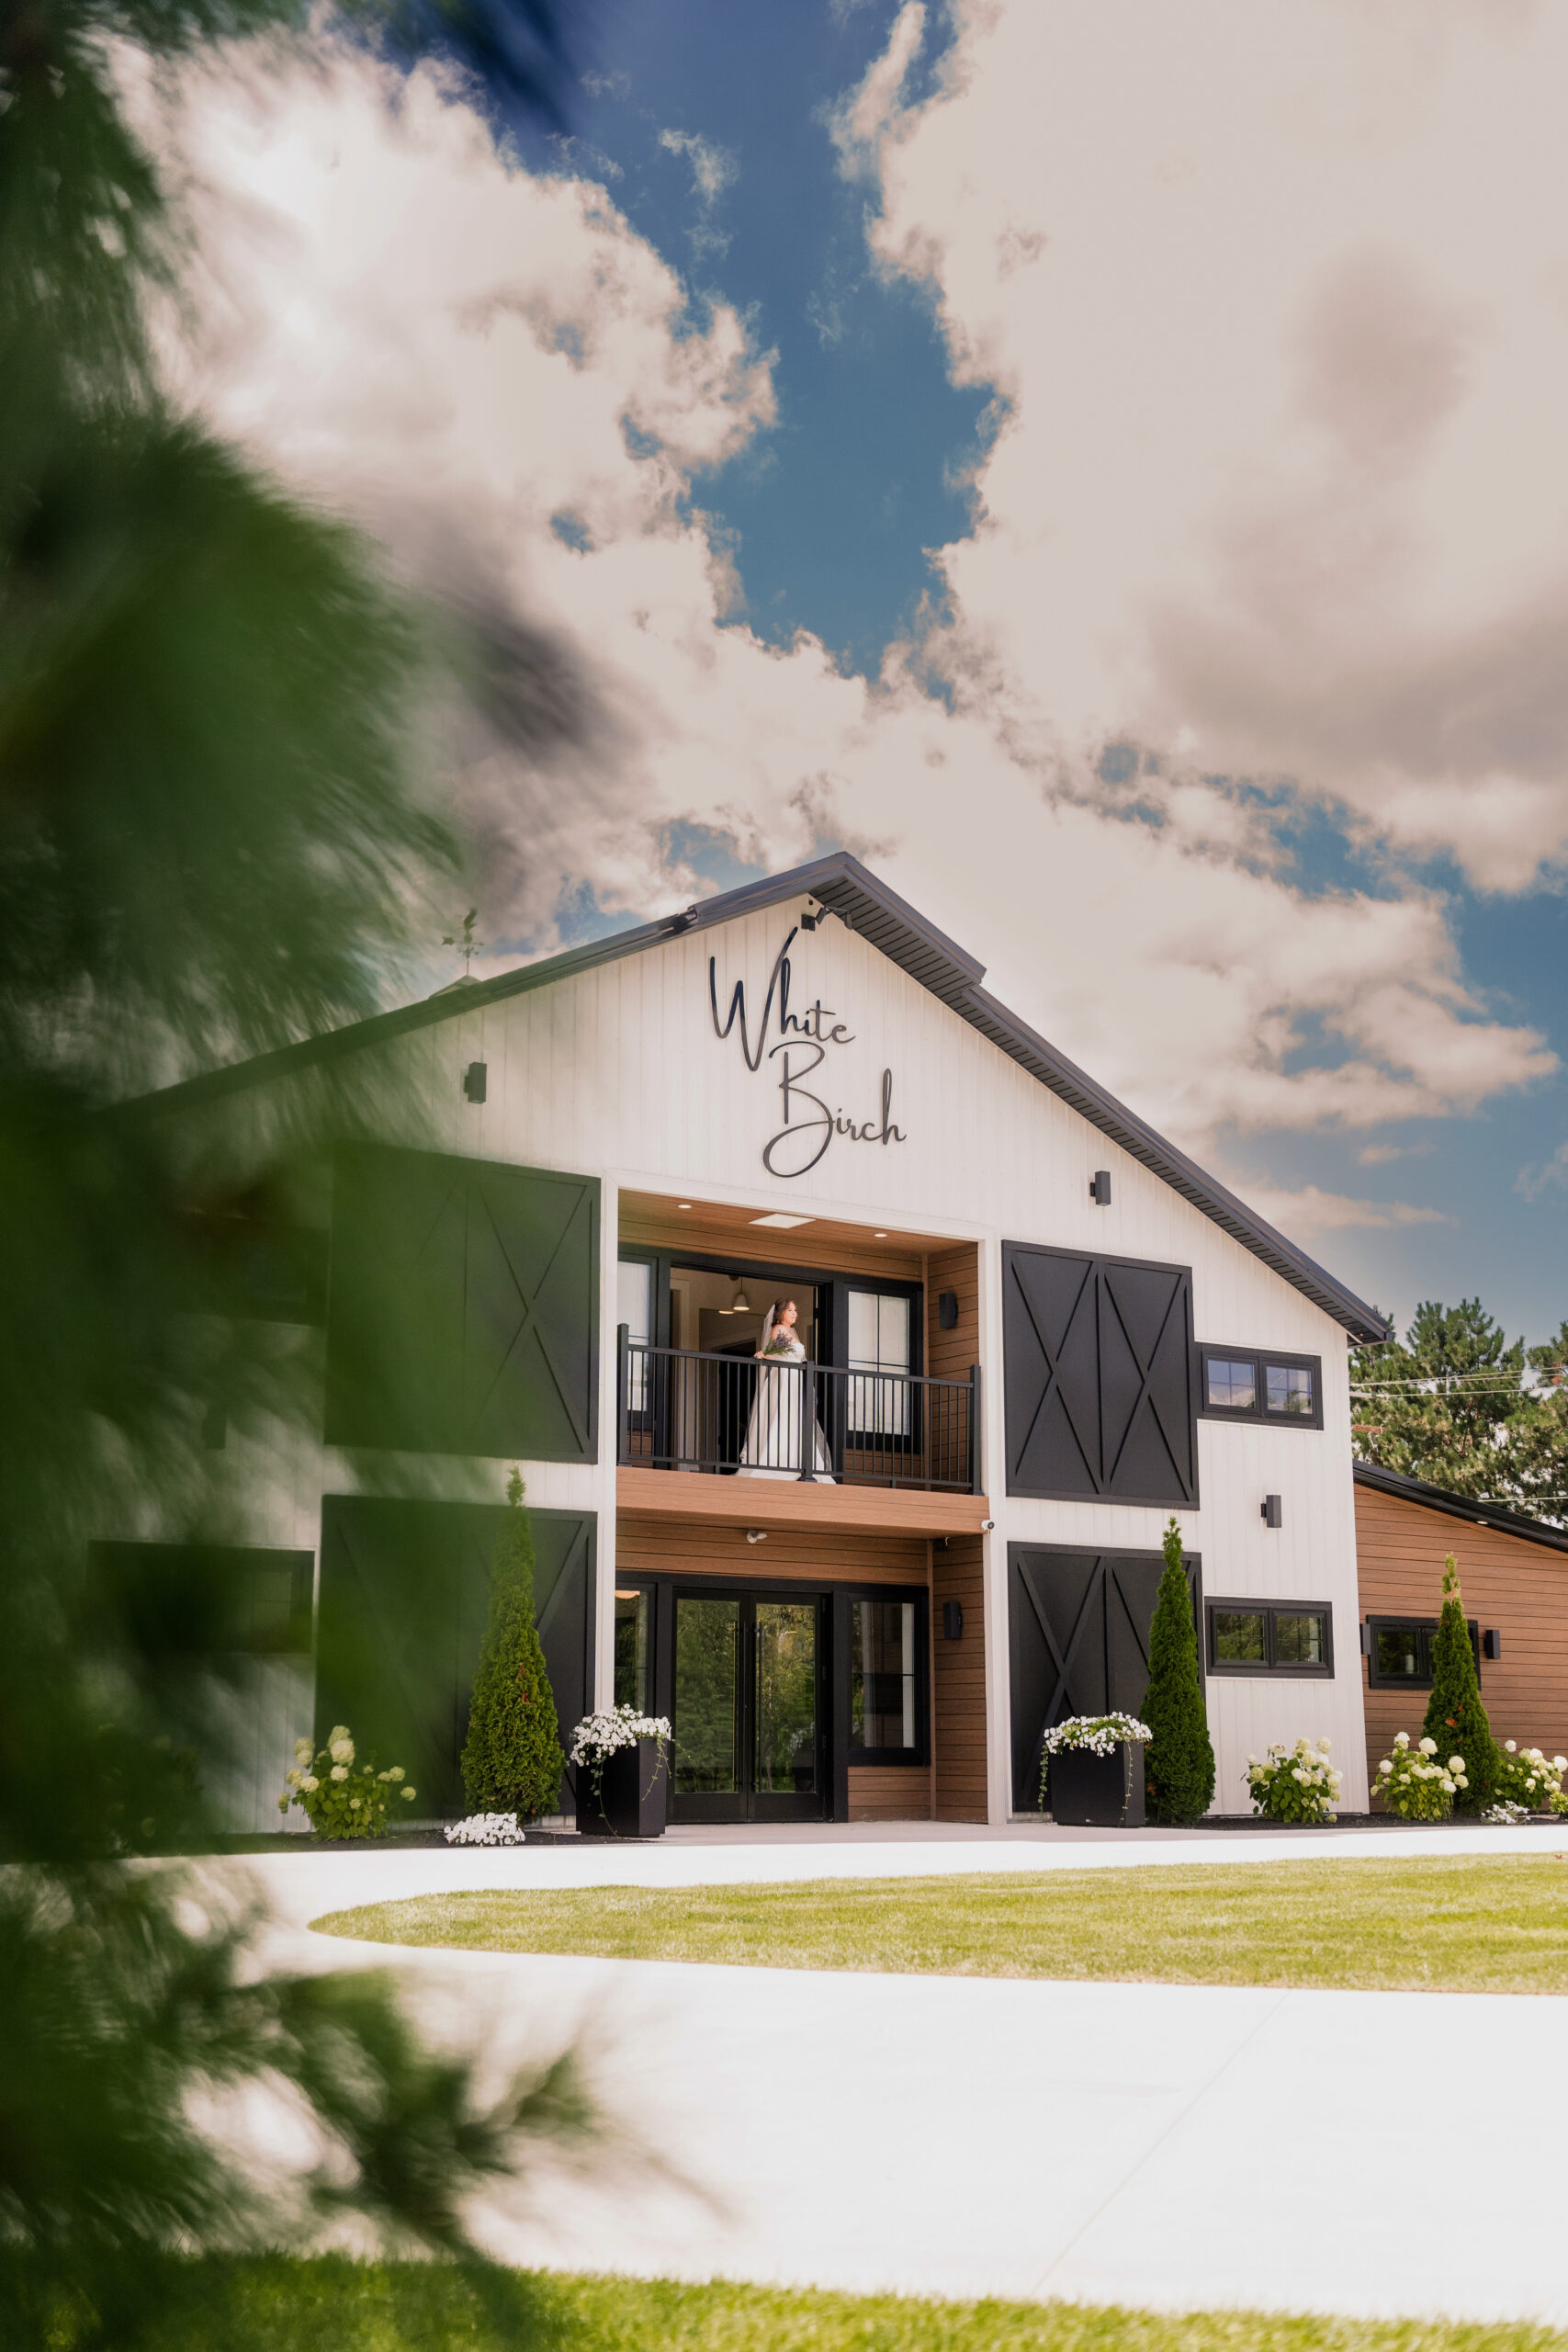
214;1830;1568;2328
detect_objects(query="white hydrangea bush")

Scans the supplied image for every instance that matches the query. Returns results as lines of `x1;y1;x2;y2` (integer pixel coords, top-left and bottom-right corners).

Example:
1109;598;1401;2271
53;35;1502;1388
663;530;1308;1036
278;1724;417;1838
1245;1737;1341;1824
1375;1731;1465;1821
1491;1742;1568;1817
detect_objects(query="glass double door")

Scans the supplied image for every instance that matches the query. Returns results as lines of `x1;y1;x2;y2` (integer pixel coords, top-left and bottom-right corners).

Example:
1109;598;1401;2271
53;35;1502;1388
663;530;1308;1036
671;1590;824;1822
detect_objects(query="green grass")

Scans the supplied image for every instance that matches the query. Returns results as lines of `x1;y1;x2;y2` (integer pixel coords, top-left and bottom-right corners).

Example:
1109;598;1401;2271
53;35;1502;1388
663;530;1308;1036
312;1855;1568;1995
13;2256;1568;2352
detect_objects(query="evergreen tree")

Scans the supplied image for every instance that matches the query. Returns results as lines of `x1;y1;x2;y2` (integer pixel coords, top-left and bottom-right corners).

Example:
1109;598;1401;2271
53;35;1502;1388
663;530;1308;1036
1141;1517;1215;1825
1421;1553;1497;1813
1351;1298;1533;1504
462;1471;565;1819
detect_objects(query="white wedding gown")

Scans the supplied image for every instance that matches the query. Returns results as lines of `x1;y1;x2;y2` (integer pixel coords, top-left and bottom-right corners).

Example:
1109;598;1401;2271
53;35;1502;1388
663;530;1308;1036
737;1333;837;1480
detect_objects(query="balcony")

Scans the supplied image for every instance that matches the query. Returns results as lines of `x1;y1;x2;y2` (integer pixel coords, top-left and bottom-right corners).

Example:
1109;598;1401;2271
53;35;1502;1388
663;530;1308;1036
615;1330;987;1538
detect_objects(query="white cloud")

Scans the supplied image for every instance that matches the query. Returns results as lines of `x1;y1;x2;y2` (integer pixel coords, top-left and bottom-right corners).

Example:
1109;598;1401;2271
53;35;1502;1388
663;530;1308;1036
1517;1144;1568;1204
840;0;1568;896
658;127;738;208
162;25;1557;1174
1231;1185;1449;1241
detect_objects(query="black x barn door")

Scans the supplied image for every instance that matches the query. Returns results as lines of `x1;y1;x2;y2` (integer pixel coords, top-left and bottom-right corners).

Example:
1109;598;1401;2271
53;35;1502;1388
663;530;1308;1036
1001;1243;1196;1505
1008;1542;1201;1808
324;1144;599;1459
316;1496;595;1818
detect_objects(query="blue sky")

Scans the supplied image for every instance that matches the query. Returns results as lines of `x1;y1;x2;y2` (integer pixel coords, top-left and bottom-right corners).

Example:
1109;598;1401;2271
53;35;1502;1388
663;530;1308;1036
195;2;1568;1343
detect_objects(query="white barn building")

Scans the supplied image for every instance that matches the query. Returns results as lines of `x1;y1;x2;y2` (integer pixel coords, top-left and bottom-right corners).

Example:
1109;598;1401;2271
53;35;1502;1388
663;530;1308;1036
146;854;1386;1829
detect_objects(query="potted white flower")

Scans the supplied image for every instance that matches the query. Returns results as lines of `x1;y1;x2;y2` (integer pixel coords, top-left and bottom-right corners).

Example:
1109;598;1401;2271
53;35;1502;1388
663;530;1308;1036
1040;1713;1152;1826
568;1705;672;1838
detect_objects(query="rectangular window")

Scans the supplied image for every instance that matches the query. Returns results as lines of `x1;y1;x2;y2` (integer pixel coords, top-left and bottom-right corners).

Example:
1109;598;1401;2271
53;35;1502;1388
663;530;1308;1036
847;1290;912;1439
1206;1598;1334;1676
850;1599;918;1752
614;1584;651;1711
1366;1616;1481;1690
617;1257;653;1418
1198;1346;1322;1429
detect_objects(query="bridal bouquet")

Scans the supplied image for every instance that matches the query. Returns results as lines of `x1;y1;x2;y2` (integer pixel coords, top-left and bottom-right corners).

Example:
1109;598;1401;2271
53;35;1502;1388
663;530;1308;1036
761;1332;796;1357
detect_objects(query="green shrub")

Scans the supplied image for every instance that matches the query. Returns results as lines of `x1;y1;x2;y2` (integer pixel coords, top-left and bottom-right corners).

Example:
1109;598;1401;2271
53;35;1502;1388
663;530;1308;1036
279;1725;415;1837
1421;1554;1495;1812
1245;1737;1341;1823
1141;1517;1214;1825
1374;1730;1461;1819
461;1472;564;1820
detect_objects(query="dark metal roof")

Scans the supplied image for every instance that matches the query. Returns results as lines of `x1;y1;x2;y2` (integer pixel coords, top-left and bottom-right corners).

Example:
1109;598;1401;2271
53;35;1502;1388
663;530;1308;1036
137;849;1390;1341
1353;1459;1568;1554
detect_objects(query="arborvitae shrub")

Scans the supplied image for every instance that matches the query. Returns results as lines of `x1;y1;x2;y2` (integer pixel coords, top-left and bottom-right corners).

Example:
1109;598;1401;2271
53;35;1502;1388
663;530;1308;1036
461;1470;565;1820
1142;1516;1215;1825
1421;1553;1495;1813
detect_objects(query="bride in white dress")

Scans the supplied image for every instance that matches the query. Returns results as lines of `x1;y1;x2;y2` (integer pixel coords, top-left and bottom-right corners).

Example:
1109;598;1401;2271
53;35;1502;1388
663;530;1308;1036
737;1298;836;1480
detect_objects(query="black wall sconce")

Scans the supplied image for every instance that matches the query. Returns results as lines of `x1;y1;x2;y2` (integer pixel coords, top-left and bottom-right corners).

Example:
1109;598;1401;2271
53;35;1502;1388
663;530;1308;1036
1261;1493;1282;1529
942;1601;964;1641
1090;1170;1111;1205
938;1289;959;1329
1359;1622;1373;1657
1483;1627;1502;1660
463;1061;487;1104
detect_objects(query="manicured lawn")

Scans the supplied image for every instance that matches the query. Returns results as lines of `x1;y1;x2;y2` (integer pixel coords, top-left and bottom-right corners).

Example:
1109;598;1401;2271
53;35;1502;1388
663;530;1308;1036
312;1855;1568;1994
17;2256;1568;2352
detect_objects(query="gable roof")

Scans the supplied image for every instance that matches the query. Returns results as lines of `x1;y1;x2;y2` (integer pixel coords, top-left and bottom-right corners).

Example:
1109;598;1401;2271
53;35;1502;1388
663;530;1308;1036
137;849;1389;1341
1353;1459;1568;1555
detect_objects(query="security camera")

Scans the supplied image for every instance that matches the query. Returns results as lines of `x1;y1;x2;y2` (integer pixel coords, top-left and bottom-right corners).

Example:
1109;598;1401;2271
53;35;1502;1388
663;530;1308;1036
746;1529;769;1544
980;1517;996;1532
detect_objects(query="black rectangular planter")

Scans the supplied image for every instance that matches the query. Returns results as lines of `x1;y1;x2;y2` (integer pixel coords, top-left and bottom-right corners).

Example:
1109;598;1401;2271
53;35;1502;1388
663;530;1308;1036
575;1736;669;1839
1048;1741;1145;1827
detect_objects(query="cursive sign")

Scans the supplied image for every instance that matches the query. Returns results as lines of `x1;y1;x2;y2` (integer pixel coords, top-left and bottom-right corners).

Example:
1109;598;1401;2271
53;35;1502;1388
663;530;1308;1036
709;925;907;1178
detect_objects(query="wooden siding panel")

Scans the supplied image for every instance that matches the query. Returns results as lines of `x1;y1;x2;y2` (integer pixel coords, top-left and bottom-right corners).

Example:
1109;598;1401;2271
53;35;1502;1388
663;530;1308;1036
927;1241;980;1385
932;1533;987;1820
1355;1484;1568;1794
614;1514;927;1587
848;1764;932;1822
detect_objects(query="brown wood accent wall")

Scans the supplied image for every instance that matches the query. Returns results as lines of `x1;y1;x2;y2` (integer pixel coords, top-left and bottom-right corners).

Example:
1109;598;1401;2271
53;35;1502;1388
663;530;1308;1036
619;1192;929;1283
615;1514;928;1587
925;1241;980;1385
1355;1482;1568;1794
848;1764;932;1822
932;1532;987;1821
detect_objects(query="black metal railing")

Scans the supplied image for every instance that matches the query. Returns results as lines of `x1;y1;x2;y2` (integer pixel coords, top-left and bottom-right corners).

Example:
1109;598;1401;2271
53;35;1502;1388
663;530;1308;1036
616;1329;981;1493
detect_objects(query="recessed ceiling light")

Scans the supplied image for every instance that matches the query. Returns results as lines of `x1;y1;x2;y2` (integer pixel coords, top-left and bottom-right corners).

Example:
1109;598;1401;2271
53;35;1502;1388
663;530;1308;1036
677;1202;693;1209
874;1231;888;1238
750;1212;814;1229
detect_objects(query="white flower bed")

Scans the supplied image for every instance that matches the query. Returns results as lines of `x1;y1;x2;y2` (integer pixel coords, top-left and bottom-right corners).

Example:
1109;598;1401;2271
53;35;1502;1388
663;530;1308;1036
1041;1713;1152;1758
1493;1741;1568;1815
444;1813;526;1847
568;1704;672;1764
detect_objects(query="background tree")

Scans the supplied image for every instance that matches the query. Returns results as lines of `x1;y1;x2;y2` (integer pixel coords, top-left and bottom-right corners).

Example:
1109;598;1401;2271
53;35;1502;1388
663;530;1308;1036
462;1471;565;1819
1141;1518;1214;1826
1350;1295;1568;1524
0;0;599;2335
1421;1554;1497;1814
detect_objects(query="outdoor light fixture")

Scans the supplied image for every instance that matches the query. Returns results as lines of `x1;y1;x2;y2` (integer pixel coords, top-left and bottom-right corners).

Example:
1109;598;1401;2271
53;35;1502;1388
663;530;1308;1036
874;1230;888;1238
799;907;818;931
750;1211;813;1228
942;1601;964;1641
721;1279;752;1316
1483;1628;1503;1659
1359;1623;1373;1656
1090;1170;1111;1205
746;1529;769;1544
462;1060;487;1104
939;1290;959;1329
1262;1494;1283;1529
678;1202;693;1209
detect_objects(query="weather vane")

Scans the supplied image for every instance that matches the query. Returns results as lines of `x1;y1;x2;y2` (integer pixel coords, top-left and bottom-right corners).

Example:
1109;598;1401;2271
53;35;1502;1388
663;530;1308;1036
442;909;484;979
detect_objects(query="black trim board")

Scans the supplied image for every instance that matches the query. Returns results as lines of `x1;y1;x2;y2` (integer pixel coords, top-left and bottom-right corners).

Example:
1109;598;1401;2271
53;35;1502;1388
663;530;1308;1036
1353;1460;1568;1555
128;850;1388;1344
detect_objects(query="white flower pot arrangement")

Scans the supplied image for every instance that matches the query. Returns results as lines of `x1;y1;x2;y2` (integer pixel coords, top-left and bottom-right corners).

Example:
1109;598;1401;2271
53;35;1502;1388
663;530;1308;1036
1040;1713;1152;1827
1244;1737;1341;1825
1374;1731;1467;1821
568;1705;672;1838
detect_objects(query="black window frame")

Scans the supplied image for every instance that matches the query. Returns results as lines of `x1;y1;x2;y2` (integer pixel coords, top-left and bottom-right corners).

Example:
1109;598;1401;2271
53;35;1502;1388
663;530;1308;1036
1364;1614;1480;1690
841;1585;931;1768
1197;1344;1324;1430
1206;1596;1335;1677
